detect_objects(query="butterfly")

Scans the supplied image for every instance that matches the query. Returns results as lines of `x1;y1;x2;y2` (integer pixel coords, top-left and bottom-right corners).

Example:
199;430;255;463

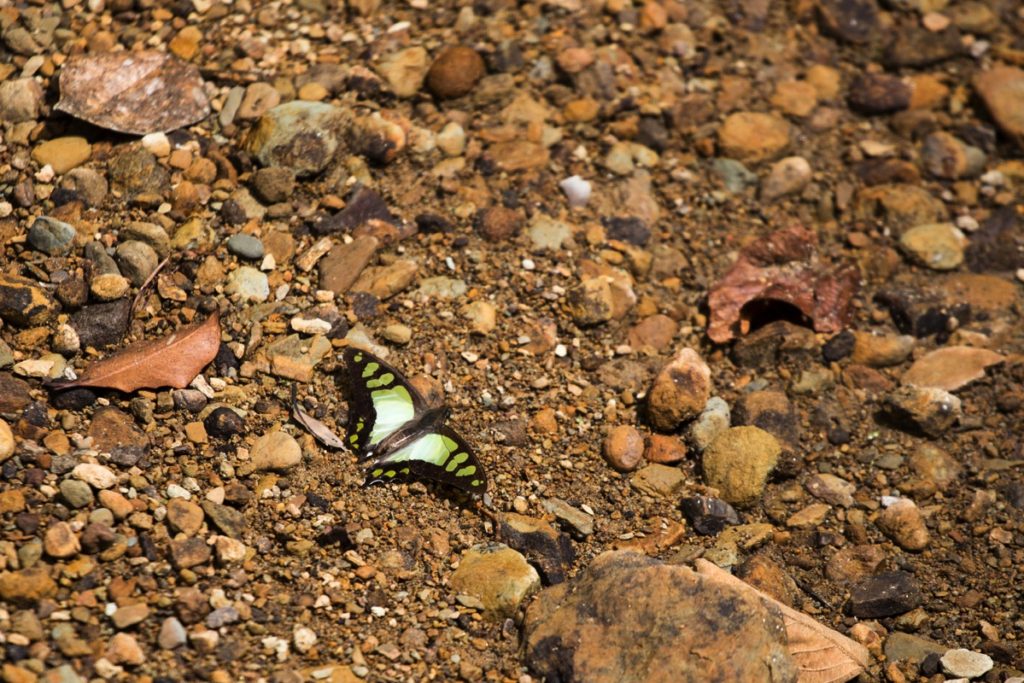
343;346;487;494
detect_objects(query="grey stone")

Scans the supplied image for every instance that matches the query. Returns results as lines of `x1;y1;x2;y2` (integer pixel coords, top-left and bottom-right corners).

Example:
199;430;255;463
226;234;265;260
115;240;159;286
245;101;352;177
0;78;44;122
119;222;170;258
84;241;120;276
61;168;109;207
59;479;95;509
27;217;76;256
158;617;187;650
225;266;270;302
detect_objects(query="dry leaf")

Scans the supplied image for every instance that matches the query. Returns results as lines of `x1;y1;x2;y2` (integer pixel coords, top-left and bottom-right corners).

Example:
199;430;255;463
291;386;346;449
50;312;221;393
695;558;870;683
707;226;860;344
56;52;210;135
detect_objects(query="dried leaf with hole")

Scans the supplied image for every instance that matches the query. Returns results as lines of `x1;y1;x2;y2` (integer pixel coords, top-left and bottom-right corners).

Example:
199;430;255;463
291;386;346;449
706;226;859;344
49;312;221;393
56;52;210;135
694;558;870;683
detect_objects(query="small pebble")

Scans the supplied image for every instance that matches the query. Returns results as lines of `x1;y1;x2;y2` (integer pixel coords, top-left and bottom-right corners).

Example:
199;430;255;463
227;234;265;260
602;425;644;472
940;648;993;679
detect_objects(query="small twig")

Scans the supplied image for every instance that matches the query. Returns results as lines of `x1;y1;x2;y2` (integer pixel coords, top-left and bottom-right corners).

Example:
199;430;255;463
797;578;834;610
131;255;170;316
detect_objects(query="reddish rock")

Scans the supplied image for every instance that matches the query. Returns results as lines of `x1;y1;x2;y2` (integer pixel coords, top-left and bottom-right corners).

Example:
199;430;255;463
644;433;687;464
647;348;712;432
602;425;645;472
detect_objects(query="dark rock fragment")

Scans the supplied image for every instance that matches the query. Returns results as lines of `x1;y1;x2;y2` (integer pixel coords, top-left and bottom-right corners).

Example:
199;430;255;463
601;216;650;245
204;407;245;439
816;0;879;44
848;571;922;618
883;27;962;68
848;73;911;115
312;187;396;236
497;513;575;585
69;300;131;349
681;495;740;535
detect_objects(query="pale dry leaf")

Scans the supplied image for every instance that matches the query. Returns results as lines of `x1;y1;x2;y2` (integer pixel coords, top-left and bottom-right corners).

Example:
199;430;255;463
50;312;221;393
56;52;210;135
291;386;346;449
694;558;870;683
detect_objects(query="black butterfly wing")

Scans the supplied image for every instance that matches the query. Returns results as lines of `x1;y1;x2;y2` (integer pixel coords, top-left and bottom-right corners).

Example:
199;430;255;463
343;347;427;460
364;425;487;495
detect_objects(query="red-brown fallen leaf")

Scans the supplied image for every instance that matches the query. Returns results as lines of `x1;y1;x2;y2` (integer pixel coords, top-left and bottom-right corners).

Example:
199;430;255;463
49;312;221;393
707;226;860;344
56;52;210;135
695;558;870;683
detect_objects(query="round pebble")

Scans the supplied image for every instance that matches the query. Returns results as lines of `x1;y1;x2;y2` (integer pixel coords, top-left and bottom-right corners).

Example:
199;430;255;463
426;46;486;99
115;240;160;286
603;425;645;472
227;234;265;260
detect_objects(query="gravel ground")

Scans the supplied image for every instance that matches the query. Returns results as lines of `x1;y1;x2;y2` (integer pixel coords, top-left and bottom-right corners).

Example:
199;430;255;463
1;0;1024;681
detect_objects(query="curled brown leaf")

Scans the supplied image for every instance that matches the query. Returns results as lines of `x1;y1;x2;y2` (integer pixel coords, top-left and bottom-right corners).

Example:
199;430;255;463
49;312;221;393
695;558;870;683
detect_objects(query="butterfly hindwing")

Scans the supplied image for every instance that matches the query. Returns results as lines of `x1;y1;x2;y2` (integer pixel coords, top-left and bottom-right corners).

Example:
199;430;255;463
343;347;425;459
364;426;487;494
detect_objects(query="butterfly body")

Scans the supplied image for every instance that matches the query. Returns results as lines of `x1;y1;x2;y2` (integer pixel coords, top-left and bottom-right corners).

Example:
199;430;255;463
343;347;487;494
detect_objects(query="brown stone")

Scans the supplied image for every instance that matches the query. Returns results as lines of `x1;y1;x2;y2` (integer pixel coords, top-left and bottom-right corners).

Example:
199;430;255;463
475;206;522;242
627;314;678;352
717;112;790;161
426;46;486;99
88;406;149;452
647;347;712;431
319;236;379;295
901;346;1004;392
602;425;645;472
973;66;1024;149
644;433;687;464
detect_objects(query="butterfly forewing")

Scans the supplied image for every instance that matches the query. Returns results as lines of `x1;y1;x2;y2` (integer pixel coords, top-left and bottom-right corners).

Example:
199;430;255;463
343;347;425;459
364;427;487;494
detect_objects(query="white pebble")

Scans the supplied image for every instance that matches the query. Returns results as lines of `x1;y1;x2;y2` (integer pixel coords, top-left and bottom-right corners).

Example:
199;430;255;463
166;484;191;500
291;317;333;335
293;626;318;653
72;463;117;489
940;648;993;679
522;258;536;271
141;132;171;157
554;344;568;357
559;175;592;208
955;215;979;232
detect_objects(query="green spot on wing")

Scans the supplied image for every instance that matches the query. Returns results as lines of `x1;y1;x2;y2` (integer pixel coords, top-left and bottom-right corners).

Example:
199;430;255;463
456;465;477;478
362;362;379;378
366;372;396;389
445;452;469;472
